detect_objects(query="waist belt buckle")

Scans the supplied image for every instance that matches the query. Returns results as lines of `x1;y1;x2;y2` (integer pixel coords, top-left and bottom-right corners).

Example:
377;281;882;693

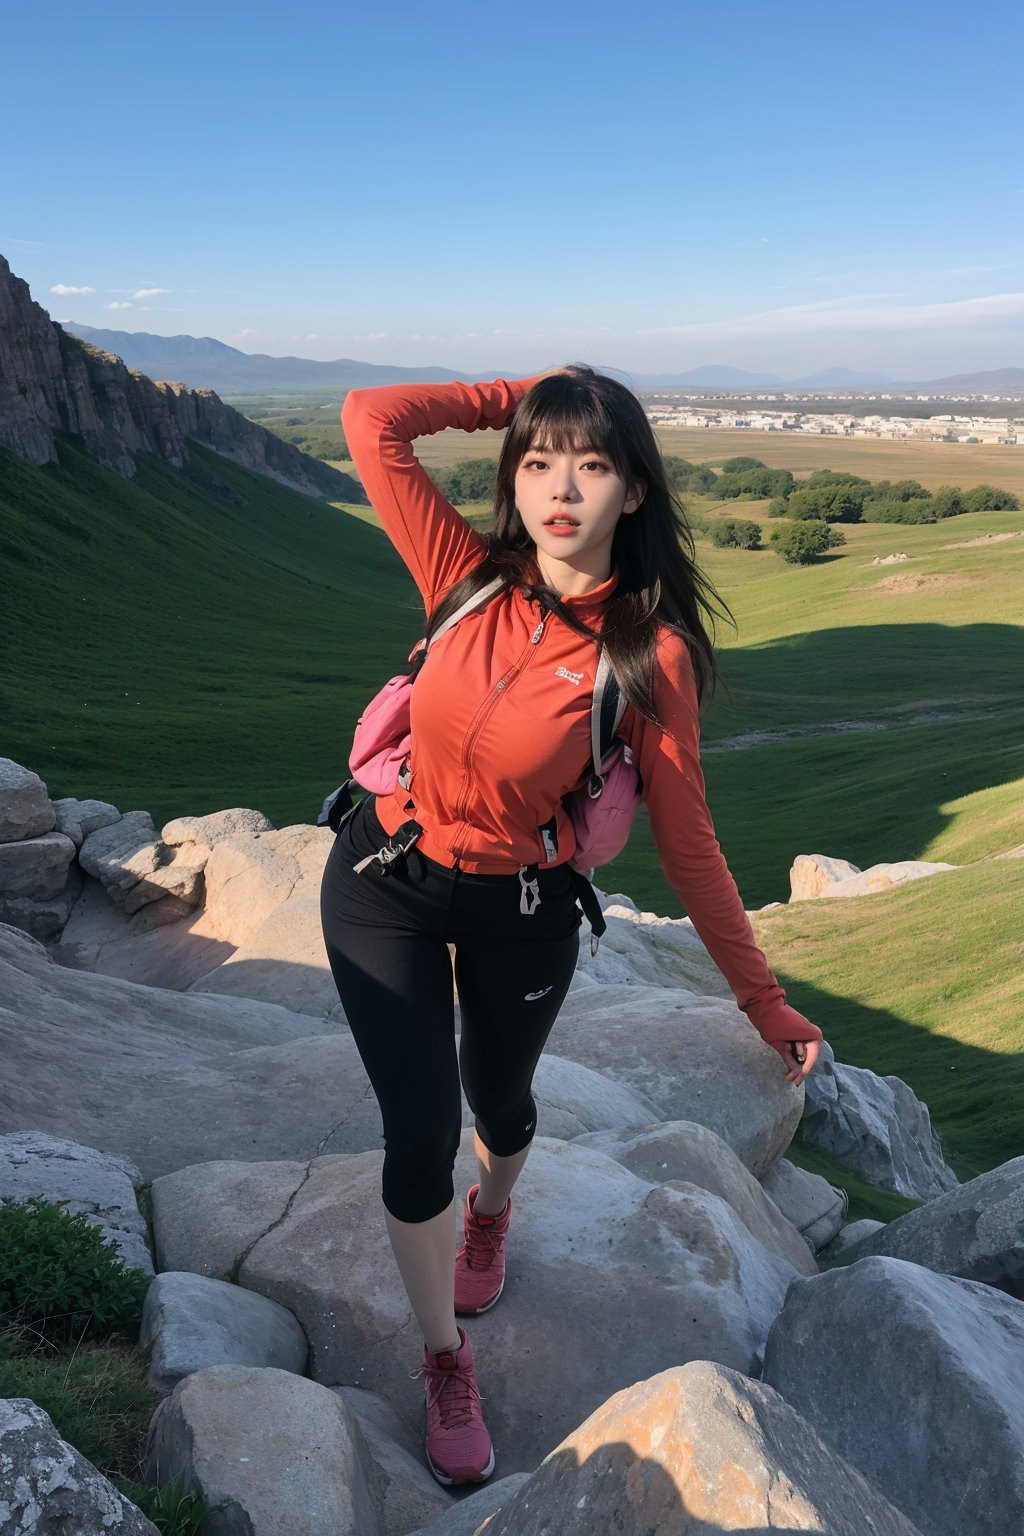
353;820;423;876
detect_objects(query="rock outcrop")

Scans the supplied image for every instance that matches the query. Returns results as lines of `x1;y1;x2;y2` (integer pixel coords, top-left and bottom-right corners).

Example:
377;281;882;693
0;254;361;499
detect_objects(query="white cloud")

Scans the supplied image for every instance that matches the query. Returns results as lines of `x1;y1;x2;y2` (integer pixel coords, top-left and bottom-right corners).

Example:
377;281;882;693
234;328;258;338
133;287;167;299
104;301;133;310
51;283;95;296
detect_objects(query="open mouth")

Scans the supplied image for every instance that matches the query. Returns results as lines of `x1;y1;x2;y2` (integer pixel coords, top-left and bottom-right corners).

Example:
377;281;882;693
544;517;580;528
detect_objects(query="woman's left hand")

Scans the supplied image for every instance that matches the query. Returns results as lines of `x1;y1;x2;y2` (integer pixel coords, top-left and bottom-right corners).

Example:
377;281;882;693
772;1038;821;1087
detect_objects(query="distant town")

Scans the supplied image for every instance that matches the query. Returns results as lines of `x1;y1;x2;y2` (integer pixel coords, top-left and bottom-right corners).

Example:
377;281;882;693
641;392;1022;445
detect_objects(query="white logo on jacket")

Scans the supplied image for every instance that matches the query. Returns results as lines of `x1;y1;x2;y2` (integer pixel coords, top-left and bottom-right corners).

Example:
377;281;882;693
554;666;585;686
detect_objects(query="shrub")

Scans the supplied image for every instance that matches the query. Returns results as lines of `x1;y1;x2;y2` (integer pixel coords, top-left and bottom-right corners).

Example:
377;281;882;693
963;483;1021;512
719;456;767;473
431;457;499;504
708;518;762;549
861;498;936;524
805;469;872;491
770;520;845;563
862;478;930;507
709;467;794;501
785;486;863;523
663;456;717;494
0;1199;150;1346
929;485;967;519
767;497;790;518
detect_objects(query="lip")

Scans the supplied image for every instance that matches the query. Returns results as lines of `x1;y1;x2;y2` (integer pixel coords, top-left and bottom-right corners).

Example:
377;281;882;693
544;517;580;528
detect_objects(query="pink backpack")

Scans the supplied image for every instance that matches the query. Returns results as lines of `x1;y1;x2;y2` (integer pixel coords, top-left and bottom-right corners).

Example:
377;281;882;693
338;579;642;872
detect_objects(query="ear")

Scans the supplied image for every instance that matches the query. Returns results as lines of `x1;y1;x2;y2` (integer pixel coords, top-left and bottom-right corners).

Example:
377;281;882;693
623;480;646;516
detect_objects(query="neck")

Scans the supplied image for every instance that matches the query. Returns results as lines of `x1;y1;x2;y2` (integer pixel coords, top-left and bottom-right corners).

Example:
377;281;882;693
534;550;612;596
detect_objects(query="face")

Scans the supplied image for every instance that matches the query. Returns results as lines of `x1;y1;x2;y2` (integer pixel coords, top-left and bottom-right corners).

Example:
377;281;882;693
513;444;644;594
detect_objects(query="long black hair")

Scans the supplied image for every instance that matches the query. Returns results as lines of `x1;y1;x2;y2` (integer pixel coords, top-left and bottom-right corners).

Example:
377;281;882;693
423;366;729;723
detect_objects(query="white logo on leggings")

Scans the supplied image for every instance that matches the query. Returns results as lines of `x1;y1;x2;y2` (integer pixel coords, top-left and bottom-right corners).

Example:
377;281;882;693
524;986;553;1001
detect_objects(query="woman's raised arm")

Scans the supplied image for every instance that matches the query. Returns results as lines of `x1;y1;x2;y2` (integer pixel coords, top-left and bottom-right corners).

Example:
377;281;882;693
342;377;538;611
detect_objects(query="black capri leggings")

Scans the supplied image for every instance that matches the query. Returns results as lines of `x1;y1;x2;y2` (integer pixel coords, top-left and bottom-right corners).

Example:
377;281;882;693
319;797;581;1222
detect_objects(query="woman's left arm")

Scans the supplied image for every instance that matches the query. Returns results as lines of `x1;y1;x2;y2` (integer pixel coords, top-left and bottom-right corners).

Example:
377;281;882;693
623;631;823;1085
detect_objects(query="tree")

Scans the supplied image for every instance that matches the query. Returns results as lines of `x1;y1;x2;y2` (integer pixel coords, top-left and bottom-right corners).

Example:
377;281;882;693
720;456;767;473
770;520;845;563
860;497;935;524
432;458;499;504
785;485;862;523
709;467;794;501
708;518;762;549
929;485;966;519
963;483;1020;512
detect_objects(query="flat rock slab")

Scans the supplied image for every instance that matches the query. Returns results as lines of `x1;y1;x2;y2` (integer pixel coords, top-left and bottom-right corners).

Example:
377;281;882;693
230;1134;802;1473
333;1386;452;1536
0;922;376;1180
551;983;803;1175
140;1271;308;1392
0;1398;159;1535
847;1155;1024;1294
146;1365;377;1536
485;1361;925;1536
0;831;76;901
405;1475;531;1536
763;1255;1024;1536
152;1157;310;1277
801;1041;958;1200
574;1120;817;1274
759;1156;848;1250
0;1130;152;1273
52;796;120;848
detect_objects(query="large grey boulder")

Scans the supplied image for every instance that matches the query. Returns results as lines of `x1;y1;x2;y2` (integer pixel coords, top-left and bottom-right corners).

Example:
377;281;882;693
404;1476;531;1536
845;1157;1024;1294
0;759;54;843
140;1271;308;1392
818;1217;886;1261
573;1120;817;1274
333;1387;452;1536
0;922;379;1180
197;824;333;945
0;1398;158;1534
0;831;76;901
146;1365;378;1536
801;1040;958;1199
573;897;732;996
790;852;954;901
225;1134;803;1472
549;983;803;1175
52;795;120;848
759;1156;848;1250
0;1130;152;1273
484;1361;925;1536
79;810;206;912
162;808;274;846
763;1255;1024;1536
152;1158;309;1277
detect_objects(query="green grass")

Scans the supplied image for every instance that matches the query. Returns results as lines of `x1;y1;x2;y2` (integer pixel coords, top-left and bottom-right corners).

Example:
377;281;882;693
751;860;1024;1179
781;1142;921;1226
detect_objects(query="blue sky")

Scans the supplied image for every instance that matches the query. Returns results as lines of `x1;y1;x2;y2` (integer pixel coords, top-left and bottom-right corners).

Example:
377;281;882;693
4;0;1023;377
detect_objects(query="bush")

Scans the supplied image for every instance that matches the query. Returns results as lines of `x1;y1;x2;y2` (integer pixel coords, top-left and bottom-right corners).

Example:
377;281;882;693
0;1199;150;1346
767;497;790;518
431;457;499;504
719;456;767;473
963;483;1021;512
805;469;872;491
786;485;863;523
929;485;967;519
708;518;762;549
770;520;846;563
663;456;717;494
862;478;930;507
861;498;936;524
709;467;794;501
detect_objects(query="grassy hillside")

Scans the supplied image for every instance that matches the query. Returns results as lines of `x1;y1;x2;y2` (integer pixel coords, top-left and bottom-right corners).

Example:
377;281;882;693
2;436;420;826
751;859;1024;1180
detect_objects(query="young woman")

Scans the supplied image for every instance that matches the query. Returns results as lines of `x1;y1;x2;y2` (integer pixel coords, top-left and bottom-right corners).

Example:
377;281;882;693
320;367;823;1486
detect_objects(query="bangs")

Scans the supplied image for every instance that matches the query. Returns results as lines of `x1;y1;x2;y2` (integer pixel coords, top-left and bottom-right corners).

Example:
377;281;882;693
506;376;630;476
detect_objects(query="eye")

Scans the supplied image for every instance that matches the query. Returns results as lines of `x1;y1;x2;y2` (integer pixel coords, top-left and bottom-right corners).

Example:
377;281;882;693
581;458;611;472
520;456;548;471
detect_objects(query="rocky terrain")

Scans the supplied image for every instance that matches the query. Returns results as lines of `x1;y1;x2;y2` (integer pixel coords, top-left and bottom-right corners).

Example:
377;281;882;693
4;754;1023;1536
0;254;359;498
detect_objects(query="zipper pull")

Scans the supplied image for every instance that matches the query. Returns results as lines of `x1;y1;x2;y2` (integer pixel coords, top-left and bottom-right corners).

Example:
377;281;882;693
530;615;546;644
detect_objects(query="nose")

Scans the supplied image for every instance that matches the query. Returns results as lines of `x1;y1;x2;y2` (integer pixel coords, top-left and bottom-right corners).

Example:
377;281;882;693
551;465;580;501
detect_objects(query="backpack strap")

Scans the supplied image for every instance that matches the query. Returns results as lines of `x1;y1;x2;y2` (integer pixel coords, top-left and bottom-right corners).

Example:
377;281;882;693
588;650;627;793
423;576;504;654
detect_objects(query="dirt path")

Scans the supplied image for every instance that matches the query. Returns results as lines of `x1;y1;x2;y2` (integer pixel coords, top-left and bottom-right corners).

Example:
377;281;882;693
944;530;1024;548
703;694;1024;753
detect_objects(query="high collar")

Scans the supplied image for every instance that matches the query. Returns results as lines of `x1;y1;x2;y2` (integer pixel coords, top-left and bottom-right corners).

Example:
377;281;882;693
520;567;619;611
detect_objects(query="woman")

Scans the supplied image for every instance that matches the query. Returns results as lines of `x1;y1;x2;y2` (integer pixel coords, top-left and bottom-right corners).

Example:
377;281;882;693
320;367;823;1486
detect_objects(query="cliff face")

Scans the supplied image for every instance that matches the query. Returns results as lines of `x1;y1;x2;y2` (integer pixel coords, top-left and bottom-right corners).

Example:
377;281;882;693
0;256;358;499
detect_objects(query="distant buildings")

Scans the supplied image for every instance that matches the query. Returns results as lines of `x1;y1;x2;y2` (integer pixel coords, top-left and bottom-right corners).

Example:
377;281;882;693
643;399;1021;445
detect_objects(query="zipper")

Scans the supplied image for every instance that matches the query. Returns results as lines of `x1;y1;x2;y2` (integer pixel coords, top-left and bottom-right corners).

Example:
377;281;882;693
450;608;549;857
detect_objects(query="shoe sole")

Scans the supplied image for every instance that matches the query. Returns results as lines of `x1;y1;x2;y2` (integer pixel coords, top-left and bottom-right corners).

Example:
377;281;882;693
454;1274;505;1318
425;1435;496;1487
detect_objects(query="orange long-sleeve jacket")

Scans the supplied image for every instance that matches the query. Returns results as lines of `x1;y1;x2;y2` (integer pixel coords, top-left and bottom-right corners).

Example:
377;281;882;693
341;377;821;1048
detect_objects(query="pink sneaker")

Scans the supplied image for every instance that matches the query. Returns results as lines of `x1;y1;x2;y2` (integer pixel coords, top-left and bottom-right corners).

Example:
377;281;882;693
454;1184;511;1317
418;1326;495;1486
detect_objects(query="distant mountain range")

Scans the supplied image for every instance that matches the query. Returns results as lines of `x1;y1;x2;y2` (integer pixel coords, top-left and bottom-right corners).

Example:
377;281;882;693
61;324;1024;397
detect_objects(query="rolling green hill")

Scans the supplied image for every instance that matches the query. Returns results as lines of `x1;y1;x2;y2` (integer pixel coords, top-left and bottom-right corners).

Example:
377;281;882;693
2;435;420;825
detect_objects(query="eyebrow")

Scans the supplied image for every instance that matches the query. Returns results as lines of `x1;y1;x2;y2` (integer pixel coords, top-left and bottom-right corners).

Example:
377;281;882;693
527;442;606;455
